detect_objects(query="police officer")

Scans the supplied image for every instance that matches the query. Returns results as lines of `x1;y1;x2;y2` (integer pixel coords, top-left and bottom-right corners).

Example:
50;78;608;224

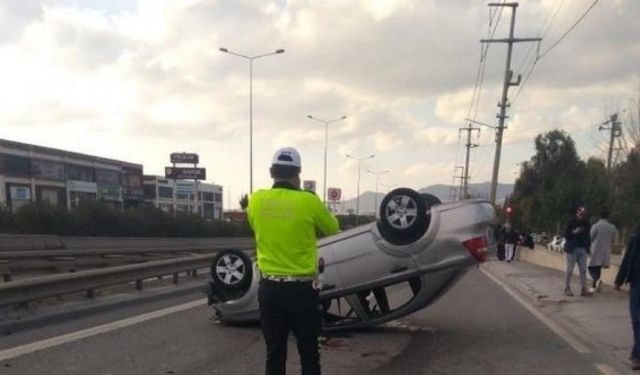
248;147;339;375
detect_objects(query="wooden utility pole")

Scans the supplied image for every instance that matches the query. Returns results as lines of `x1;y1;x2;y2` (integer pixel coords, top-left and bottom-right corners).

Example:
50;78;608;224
481;2;541;204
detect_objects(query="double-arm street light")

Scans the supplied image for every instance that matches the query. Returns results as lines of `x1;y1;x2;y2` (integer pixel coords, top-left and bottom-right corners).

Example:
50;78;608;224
306;114;347;203
219;47;285;194
367;169;389;215
346;153;375;226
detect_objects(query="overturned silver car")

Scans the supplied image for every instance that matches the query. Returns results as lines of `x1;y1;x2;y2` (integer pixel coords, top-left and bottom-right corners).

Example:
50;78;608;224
205;188;496;331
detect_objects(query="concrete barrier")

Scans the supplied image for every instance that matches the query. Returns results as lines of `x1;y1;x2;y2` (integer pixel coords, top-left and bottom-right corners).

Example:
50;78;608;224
517;245;622;287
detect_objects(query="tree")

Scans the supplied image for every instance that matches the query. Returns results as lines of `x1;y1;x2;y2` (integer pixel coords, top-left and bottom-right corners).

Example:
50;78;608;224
582;157;610;217
624;79;640;152
239;194;249;213
611;147;640;238
511;130;585;234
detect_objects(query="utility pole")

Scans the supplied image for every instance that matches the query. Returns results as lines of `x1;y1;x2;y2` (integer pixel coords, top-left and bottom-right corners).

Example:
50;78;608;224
459;124;480;199
599;113;622;170
481;2;541;204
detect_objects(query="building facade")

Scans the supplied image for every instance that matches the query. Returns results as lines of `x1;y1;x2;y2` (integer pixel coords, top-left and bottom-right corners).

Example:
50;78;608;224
0;139;144;211
143;176;223;220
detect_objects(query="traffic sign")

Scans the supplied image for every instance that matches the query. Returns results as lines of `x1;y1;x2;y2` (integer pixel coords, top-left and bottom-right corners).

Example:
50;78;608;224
327;188;341;201
303;180;316;192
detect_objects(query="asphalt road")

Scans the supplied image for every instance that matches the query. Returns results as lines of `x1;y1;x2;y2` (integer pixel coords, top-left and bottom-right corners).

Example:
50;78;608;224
0;268;614;374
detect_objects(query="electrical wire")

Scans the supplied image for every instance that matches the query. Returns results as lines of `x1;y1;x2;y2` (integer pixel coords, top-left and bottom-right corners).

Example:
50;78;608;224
512;0;599;106
540;0;567;39
514;0;563;74
455;1;505;198
510;44;540;106
538;0;600;59
466;1;505;120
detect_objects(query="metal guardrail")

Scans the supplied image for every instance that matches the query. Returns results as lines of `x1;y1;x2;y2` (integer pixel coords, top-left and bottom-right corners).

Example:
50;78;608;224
0;238;255;259
0;253;219;307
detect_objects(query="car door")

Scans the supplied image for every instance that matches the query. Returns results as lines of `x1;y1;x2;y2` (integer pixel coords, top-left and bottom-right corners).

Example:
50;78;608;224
328;228;418;292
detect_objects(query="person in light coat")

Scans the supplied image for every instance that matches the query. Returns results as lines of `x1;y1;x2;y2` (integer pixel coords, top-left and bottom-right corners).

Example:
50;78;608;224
589;210;618;292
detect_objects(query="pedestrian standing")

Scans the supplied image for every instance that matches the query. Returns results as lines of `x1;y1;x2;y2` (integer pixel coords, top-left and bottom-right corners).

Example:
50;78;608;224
503;223;519;262
614;223;640;371
589;211;617;292
248;147;340;375
496;225;506;261
563;206;592;296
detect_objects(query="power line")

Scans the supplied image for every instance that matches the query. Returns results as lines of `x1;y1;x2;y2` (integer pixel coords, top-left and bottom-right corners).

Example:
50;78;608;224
540;0;567;39
510;45;540;106
466;2;505;121
512;0;600;106
538;0;600;59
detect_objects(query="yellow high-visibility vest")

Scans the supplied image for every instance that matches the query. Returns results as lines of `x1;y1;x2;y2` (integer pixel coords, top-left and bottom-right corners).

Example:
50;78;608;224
248;183;339;276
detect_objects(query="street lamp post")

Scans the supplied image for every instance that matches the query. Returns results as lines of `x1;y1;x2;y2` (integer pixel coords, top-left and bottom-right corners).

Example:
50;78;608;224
367;169;389;216
346;153;375;226
306;114;347;203
219;47;285;194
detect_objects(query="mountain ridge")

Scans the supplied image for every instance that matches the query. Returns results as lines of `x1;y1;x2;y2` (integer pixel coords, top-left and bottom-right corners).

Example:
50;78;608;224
331;182;514;214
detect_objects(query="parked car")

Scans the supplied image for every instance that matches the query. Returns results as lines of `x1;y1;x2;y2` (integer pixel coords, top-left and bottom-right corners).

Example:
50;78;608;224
547;235;565;252
204;188;496;332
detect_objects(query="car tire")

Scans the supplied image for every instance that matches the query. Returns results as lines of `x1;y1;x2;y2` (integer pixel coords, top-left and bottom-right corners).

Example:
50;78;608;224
419;193;442;209
377;188;430;245
210;249;253;294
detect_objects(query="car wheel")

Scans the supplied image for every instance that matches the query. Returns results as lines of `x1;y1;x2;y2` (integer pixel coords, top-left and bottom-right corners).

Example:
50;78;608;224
377;188;429;245
210;249;253;292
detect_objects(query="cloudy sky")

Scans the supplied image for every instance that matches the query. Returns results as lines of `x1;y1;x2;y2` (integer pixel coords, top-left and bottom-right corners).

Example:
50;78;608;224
1;0;638;208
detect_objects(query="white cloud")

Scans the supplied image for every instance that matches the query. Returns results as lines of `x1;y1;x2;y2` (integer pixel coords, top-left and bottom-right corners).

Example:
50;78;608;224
0;0;638;207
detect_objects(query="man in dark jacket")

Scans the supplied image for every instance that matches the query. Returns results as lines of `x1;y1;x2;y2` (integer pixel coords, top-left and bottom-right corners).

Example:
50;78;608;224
563;206;592;296
615;224;640;371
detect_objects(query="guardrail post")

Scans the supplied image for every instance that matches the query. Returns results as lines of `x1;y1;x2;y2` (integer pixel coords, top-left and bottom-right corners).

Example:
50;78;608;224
0;260;11;282
172;273;179;285
136;279;143;290
87;288;96;299
191;269;198;278
50;256;76;273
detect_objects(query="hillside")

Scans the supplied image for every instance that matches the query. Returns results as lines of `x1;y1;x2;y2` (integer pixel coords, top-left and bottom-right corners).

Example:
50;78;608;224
331;182;514;215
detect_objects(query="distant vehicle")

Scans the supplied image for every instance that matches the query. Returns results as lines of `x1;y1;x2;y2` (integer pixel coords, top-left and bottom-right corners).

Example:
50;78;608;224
547;235;565;252
204;187;496;332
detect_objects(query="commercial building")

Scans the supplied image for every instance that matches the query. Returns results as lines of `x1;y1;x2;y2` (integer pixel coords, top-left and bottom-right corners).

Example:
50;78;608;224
0;138;144;211
143;176;223;220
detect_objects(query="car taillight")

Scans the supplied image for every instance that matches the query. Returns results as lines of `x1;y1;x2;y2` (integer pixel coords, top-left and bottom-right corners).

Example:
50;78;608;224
463;236;488;262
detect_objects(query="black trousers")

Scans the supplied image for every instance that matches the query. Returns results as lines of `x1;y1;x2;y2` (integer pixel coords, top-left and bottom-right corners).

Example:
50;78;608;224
588;265;602;287
258;279;320;375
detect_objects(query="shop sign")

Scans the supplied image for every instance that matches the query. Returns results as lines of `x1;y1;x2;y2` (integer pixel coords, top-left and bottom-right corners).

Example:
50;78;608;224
170;153;199;164
10;186;31;200
99;185;122;201
67;180;98;193
165;167;206;180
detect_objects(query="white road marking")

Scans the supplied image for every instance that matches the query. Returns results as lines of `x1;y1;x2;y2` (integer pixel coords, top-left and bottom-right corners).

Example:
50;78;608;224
480;267;591;354
0;299;206;362
595;363;621;375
